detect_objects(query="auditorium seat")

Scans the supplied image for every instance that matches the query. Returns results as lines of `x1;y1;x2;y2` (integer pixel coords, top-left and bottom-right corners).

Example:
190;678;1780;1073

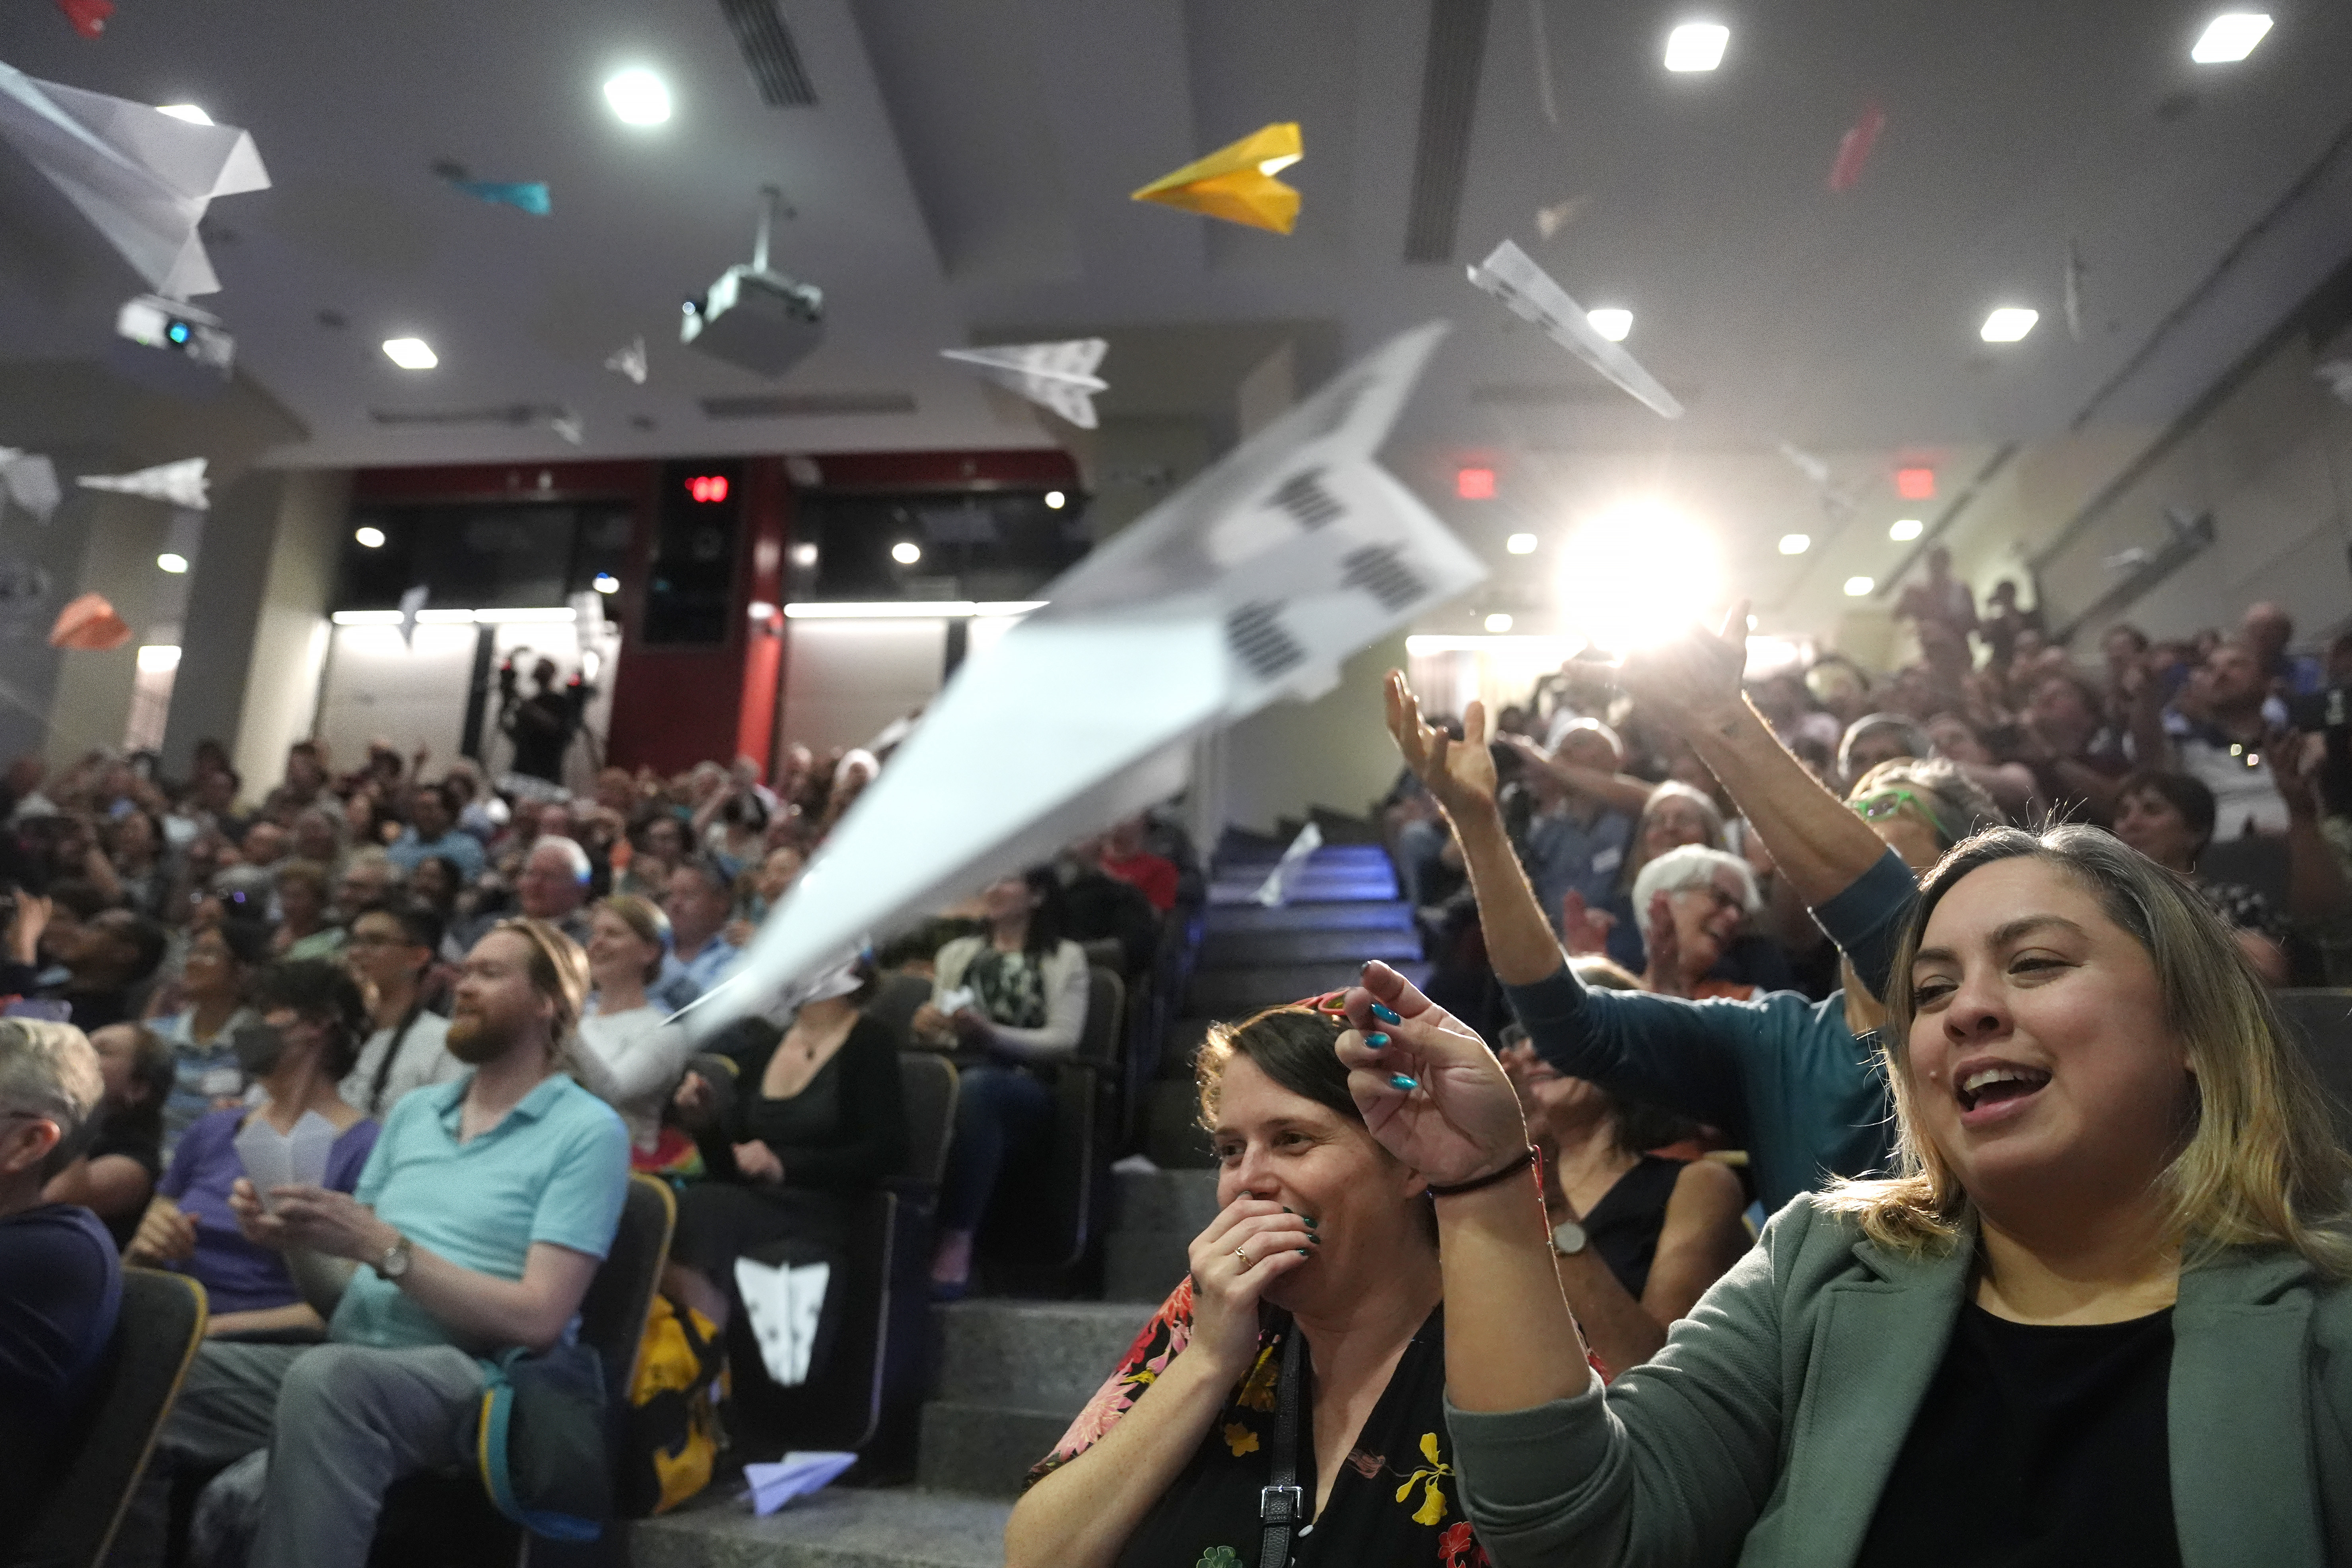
15;1269;208;1568
2274;988;2352;1140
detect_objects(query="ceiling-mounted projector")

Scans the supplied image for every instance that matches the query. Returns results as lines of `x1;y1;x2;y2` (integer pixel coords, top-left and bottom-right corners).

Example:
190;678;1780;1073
117;294;234;375
681;187;823;379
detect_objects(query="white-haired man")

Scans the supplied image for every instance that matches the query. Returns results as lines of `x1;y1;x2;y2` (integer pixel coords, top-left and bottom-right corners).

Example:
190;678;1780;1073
0;1018;117;1554
514;834;595;946
116;920;628;1568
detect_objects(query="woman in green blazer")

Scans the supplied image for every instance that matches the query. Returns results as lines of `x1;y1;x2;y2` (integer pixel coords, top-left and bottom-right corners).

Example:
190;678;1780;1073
1338;823;2352;1565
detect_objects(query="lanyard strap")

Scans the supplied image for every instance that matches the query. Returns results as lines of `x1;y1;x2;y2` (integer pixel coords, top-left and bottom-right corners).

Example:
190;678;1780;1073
1257;1326;1308;1568
366;1003;426;1114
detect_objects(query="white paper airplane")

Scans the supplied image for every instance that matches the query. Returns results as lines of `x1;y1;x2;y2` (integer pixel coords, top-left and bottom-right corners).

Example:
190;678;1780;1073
78;456;208;510
548;408;585;447
397;585;428;650
1466;239;1683;419
941;338;1109;430
604;336;647;385
1253;820;1324;907
0;449;60;523
686;323;1485;1032
0;60;270;297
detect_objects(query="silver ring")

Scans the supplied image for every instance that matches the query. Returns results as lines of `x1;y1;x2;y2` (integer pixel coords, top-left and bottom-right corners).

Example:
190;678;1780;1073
1233;1245;1252;1267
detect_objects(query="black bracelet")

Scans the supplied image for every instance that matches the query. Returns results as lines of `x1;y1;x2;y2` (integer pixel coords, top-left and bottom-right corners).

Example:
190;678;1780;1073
1426;1147;1539;1199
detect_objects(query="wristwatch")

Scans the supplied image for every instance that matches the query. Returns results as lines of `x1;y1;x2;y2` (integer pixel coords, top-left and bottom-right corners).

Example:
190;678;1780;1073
1550;1219;1590;1258
373;1233;414;1281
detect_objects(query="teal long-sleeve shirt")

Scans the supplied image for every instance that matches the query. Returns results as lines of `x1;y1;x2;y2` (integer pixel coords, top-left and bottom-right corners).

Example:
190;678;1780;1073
1504;847;1917;1212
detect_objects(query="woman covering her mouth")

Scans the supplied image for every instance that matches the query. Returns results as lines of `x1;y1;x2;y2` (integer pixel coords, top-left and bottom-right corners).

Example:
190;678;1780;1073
1346;824;2352;1566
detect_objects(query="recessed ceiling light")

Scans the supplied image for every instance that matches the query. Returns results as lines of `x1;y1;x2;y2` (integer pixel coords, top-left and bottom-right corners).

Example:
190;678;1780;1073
353;525;386;548
2191;12;2272;62
788;541;820;568
603;68;672;126
1506;532;1538;555
1586;308;1633;342
155;103;212;125
382;337;437;370
1779;533;1811;555
1980;307;2039;343
1044;490;1067;509
1889;517;1924;541
593;572;620;595
891;540;922;565
156;552;189;574
1664;22;1729;72
1484;612;1514;633
1843;575;1875;597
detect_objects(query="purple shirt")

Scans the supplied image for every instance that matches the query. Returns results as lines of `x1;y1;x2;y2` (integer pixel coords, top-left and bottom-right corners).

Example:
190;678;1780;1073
157;1108;381;1315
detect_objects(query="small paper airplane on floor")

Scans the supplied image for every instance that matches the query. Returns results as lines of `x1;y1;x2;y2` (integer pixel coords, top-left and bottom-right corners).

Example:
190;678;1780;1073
941;339;1108;430
743;1453;856;1516
0;60;269;296
1131;122;1302;234
0;450;61;522
78;456;207;509
1466;239;1683;419
605;336;647;385
686;322;1485;1032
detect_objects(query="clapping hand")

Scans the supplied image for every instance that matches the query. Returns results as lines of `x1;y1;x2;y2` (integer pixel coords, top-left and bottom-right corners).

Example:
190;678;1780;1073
732;1140;784;1184
126;1195;197;1265
1559;890;1615;958
1615;602;1752;737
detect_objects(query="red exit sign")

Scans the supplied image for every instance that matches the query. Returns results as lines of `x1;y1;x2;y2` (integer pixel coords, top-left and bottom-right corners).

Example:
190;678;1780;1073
687;474;731;503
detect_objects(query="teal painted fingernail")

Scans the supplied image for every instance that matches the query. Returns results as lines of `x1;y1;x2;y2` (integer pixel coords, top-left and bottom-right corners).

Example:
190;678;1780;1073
1298;1248;1312;1256
1304;1215;1319;1227
1366;1032;1390;1047
1389;1073;1419;1090
1372;1004;1402;1025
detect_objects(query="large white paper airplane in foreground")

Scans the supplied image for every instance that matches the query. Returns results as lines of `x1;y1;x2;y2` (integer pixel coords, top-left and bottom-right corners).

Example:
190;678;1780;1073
0;59;270;297
941;339;1109;429
691;322;1484;1030
1466;239;1683;419
78;457;208;510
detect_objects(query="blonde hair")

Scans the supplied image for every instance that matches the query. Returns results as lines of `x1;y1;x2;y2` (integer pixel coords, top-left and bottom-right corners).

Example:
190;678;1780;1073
593;895;671;984
489;917;591;1066
1820;824;2352;1278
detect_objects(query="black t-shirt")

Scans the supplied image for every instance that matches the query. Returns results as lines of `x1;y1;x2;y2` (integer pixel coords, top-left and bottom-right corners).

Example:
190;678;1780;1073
1856;1302;2180;1568
0;1203;123;1557
86;1102;164;1246
1582;1155;1683;1302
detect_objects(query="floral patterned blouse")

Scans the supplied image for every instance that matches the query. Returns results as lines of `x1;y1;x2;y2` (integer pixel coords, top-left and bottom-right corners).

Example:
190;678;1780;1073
1027;1277;1493;1568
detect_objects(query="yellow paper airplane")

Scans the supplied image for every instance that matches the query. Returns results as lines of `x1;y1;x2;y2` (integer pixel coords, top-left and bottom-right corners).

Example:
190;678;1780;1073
1131;122;1302;234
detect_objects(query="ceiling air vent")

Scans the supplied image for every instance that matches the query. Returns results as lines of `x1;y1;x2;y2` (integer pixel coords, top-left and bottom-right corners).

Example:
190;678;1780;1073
1402;0;1491;264
371;403;564;427
700;392;915;418
718;0;818;107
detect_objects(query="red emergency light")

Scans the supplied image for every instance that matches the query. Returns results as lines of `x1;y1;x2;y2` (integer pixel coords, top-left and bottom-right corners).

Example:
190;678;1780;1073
1894;466;1935;501
687;474;731;504
1456;466;1497;501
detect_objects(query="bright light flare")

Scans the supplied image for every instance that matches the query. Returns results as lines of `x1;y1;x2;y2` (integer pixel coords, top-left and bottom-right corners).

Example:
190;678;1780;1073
2191;12;2271;62
1555;503;1722;653
155;104;212;124
156;552;189;574
1979;308;2038;343
1586;308;1633;342
890;541;922;565
1505;532;1538;555
1889;517;1924;541
1664;22;1730;71
1779;534;1811;555
1484;613;1514;633
1844;575;1875;597
603;68;672;125
382;338;437;369
592;573;620;594
354;526;386;548
1044;490;1067;510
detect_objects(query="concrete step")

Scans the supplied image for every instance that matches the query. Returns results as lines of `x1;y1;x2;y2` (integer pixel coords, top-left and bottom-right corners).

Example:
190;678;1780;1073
1199;927;1423;968
1207;872;1400;905
1215;845;1394;874
929;1299;1155;1414
916;1402;1078;1498
1204;900;1416;935
1141;1078;1217;1168
1185;961;1430;1018
1102;1168;1220;1303
630;1484;1009;1567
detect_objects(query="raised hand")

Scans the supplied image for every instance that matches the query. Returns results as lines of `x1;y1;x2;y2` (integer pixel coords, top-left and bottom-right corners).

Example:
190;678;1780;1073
1615;601;1752;735
1183;1196;1315;1378
1335;960;1529;1187
2270;726;2324;820
1383;671;1499;826
1641;890;1690;997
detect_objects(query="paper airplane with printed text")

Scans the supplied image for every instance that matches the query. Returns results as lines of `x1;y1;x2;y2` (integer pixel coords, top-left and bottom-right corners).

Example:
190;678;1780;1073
1466;239;1683;419
942;339;1109;429
687;322;1484;1030
0;450;60;523
1131;122;1302;234
78;456;208;510
0;60;270;297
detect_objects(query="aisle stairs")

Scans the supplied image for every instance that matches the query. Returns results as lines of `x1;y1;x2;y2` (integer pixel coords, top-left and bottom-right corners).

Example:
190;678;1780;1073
632;829;1425;1566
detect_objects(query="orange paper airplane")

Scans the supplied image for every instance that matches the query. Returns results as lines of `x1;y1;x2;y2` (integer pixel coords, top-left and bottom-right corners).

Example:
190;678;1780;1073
49;591;129;651
1131;122;1302;234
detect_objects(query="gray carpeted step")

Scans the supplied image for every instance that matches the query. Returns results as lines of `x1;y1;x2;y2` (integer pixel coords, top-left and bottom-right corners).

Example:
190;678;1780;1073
1185;961;1430;1018
629;1485;1009;1568
1103;1168;1220;1302
929;1299;1154;1414
1199;927;1422;968
1203;900;1416;935
916;1402;1079;1497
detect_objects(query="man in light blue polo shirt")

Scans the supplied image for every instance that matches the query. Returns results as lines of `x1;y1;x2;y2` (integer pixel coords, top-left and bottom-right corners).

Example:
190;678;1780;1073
116;919;628;1568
